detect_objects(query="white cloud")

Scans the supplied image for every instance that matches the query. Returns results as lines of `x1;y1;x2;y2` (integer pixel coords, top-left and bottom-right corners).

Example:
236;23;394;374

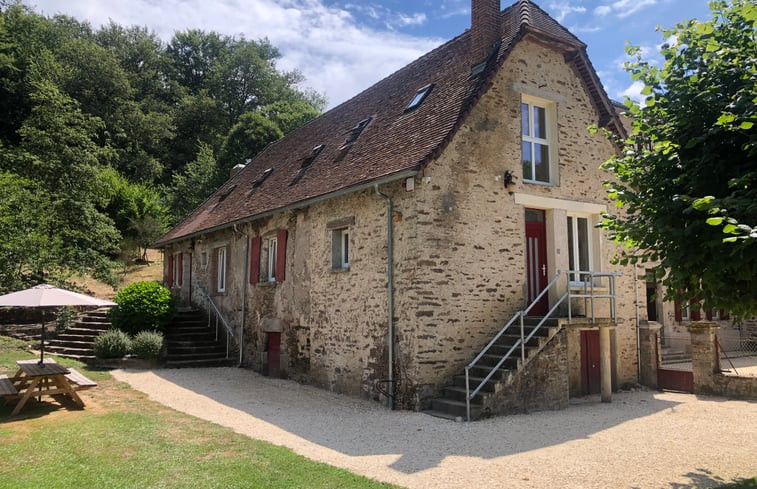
621;80;646;103
594;5;612;16
592;0;659;19
548;2;587;23
23;0;441;109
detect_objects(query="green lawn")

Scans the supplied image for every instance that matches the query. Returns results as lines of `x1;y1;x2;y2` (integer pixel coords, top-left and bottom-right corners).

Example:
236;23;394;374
0;336;401;489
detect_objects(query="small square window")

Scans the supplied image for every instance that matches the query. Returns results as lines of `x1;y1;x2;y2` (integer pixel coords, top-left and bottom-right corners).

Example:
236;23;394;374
332;228;350;270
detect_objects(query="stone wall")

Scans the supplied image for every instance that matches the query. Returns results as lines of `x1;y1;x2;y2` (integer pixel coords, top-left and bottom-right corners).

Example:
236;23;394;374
161;37;645;410
689;322;757;400
481;329;570;416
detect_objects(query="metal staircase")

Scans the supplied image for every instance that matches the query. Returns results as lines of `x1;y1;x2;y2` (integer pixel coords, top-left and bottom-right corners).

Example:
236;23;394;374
425;270;620;421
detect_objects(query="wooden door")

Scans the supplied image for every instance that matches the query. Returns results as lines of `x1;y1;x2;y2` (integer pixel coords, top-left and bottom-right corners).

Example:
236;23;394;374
580;329;601;395
267;332;281;378
525;209;548;316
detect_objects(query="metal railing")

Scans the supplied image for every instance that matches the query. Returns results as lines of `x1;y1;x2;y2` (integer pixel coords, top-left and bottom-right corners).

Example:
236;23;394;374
197;287;236;359
463;270;621;421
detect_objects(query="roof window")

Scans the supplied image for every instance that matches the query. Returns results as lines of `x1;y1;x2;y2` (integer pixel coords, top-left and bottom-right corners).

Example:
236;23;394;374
217;184;236;203
340;117;372;150
405;84;434;112
247;168;273;197
290;145;325;186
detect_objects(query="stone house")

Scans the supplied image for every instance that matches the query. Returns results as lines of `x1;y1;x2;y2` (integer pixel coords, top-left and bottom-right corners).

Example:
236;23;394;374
156;0;648;417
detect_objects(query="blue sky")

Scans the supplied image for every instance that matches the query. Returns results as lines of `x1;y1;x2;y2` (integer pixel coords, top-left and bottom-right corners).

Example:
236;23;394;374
23;0;713;109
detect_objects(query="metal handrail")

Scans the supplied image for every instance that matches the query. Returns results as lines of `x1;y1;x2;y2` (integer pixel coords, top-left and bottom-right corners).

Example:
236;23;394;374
464;269;622;421
197;287;235;359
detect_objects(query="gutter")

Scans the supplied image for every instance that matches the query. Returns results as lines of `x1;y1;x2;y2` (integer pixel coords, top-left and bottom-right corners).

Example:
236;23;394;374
233;224;249;368
375;184;395;410
156;170;418;248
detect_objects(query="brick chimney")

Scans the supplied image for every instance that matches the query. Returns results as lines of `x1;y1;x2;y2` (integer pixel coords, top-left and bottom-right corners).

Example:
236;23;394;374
471;0;502;62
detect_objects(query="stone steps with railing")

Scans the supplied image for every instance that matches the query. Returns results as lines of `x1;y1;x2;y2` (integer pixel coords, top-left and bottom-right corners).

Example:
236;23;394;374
423;270;621;421
164;305;236;368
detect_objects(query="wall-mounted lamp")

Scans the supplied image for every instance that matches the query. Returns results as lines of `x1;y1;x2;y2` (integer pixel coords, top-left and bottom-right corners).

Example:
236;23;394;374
504;170;517;195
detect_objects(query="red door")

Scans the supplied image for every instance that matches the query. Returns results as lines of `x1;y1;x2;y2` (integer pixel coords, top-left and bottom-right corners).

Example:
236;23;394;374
581;330;601;395
525;209;548;315
267;332;281;377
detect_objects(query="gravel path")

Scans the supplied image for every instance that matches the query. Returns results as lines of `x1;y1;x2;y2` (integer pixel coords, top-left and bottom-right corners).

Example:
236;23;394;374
112;367;757;489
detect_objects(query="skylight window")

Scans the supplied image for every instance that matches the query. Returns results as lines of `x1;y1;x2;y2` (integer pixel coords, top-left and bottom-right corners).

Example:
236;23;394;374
405;84;434;112
217;184;236;203
290;144;325;186
247;168;273;197
340;117;372;150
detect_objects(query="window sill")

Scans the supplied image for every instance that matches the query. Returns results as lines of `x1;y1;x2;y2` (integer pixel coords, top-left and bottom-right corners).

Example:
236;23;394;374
523;179;556;187
331;266;350;274
256;281;277;287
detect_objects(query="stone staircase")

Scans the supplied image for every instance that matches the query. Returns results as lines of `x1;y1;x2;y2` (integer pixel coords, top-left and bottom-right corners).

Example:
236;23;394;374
424;317;560;420
45;309;112;362
164;309;235;367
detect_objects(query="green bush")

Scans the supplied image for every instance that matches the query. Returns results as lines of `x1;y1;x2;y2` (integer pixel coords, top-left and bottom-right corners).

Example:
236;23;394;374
109;281;174;335
55;306;77;333
131;330;164;360
94;330;132;359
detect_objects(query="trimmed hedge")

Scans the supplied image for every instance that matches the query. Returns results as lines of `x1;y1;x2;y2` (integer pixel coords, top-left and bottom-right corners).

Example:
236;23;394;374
94;330;132;358
109;281;174;335
131;330;164;360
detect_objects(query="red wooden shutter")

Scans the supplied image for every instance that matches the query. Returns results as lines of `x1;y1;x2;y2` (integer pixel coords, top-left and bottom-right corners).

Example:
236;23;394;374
706;309;713;321
276;229;288;282
167;254;174;287
250;237;262;285
721;310;729;320
674;300;682;322
211;249;218;293
177;253;183;286
691;298;701;321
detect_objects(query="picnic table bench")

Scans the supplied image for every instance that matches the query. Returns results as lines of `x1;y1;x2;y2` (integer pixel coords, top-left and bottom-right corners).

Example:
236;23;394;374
2;359;97;416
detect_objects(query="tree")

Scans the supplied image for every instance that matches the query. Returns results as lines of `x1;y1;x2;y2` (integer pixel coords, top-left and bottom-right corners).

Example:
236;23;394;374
167;141;219;223
217;110;282;181
599;0;757;318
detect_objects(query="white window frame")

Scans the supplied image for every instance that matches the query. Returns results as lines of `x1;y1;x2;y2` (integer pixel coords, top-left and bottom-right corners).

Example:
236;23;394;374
266;237;277;282
567;214;595;285
521;95;557;185
711;309;720;320
200;251;208;270
680;301;690;321
172;252;181;286
217;247;226;293
332;228;350;270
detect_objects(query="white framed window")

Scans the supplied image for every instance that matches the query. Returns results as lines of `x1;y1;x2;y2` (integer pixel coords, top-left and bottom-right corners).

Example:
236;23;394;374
521;95;556;185
200;251;208;270
711;309;720;320
172;253;182;286
680;301;690;321
332;228;350;270
567;215;593;283
216;247;226;293
266;237;277;282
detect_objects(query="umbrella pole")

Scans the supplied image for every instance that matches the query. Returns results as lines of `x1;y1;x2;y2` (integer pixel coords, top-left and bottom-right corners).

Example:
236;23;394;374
39;309;45;366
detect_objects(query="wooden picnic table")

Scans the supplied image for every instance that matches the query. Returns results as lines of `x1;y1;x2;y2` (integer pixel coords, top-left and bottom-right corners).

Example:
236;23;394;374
2;358;96;416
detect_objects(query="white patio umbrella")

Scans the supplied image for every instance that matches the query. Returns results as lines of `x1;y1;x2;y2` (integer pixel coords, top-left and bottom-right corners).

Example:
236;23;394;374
0;284;116;365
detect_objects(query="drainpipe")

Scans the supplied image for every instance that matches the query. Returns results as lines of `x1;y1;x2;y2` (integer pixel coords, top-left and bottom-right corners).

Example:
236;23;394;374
375;184;395;410
234;224;249;367
634;263;641;380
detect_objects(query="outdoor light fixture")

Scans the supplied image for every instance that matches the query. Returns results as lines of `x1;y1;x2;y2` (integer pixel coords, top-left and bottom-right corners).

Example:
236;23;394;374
504;170;516;194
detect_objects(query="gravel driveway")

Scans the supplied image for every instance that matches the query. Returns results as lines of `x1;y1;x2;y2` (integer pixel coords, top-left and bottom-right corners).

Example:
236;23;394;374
112;367;756;489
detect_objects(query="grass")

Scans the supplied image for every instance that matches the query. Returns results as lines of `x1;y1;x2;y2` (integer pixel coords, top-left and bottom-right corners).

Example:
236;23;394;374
718;479;757;488
0;338;402;489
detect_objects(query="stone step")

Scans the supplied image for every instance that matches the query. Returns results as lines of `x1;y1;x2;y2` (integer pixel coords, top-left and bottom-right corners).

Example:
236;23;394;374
430;398;481;419
442;385;487;404
453;374;497;393
421;409;468;421
46;339;96;349
164;358;234;368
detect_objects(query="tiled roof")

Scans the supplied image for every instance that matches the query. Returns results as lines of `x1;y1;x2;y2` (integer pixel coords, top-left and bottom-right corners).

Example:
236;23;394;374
156;0;623;247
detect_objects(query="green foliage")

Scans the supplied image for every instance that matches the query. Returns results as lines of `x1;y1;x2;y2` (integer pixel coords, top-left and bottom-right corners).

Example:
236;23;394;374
109;281;173;335
93;329;131;358
0;5;324;292
167;141;219;223
55;306;76;333
130;330;163;360
600;0;757;317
